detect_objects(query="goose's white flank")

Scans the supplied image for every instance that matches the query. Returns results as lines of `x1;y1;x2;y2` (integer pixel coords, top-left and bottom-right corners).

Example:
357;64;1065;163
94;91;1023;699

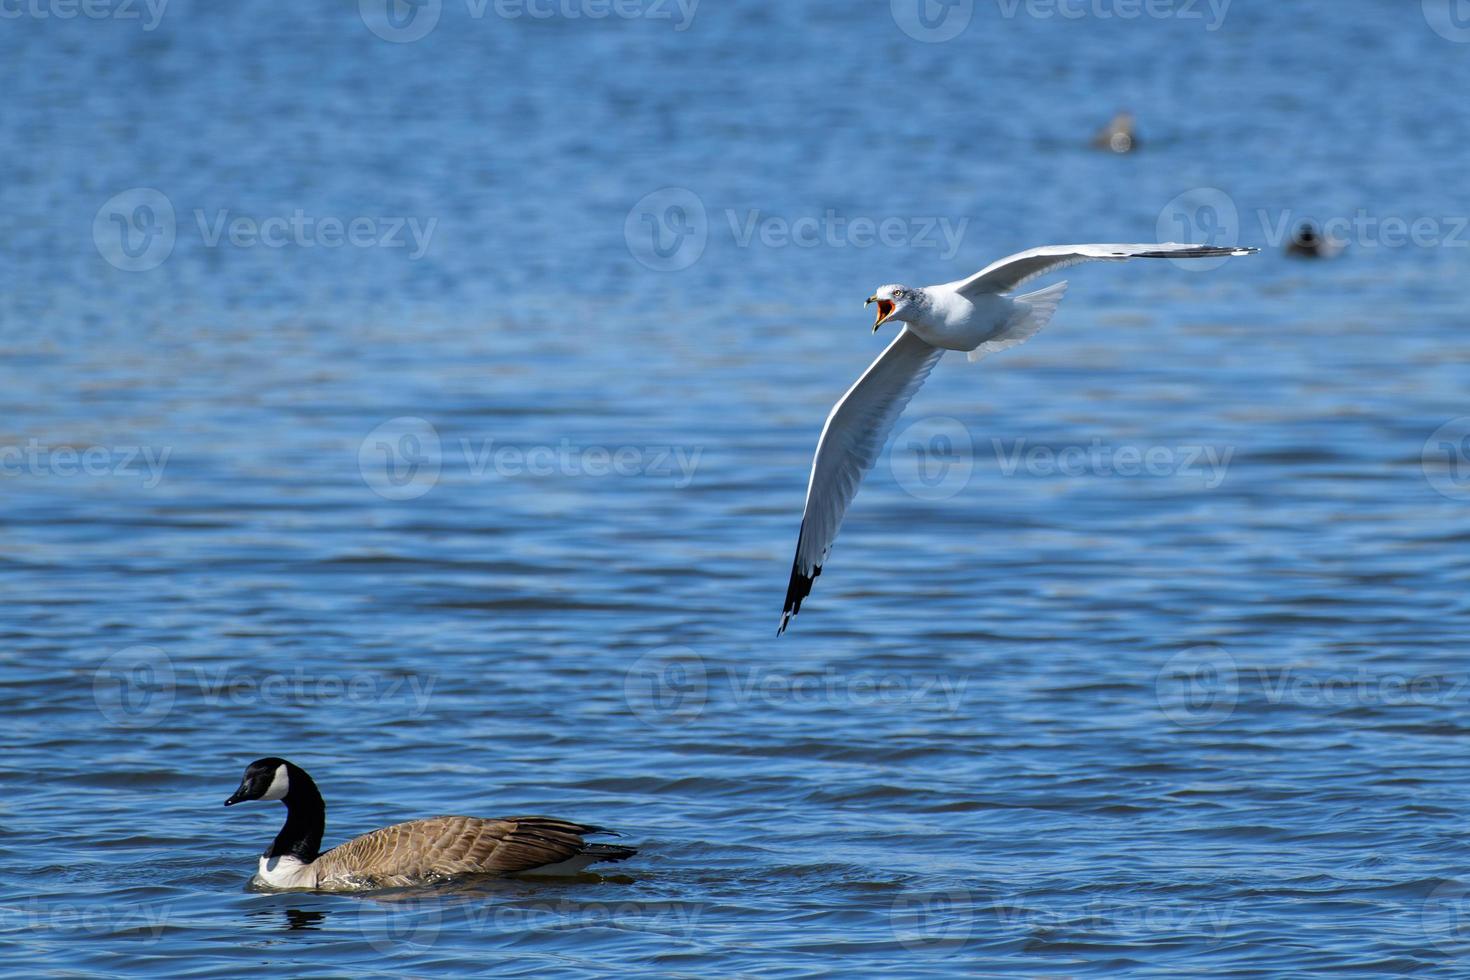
223;757;637;890
779;242;1258;635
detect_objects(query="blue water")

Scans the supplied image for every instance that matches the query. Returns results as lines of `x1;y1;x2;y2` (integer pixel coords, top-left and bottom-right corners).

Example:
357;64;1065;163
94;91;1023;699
4;0;1470;975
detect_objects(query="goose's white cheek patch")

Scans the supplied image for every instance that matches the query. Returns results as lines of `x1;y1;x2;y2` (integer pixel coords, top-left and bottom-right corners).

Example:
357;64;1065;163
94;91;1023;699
260;764;290;801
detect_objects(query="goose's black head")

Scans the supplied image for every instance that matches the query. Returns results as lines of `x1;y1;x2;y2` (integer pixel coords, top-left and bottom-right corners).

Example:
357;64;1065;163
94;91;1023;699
224;757;296;806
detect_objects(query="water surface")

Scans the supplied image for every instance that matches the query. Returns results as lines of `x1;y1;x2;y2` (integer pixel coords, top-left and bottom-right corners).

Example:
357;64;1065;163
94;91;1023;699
4;2;1470;975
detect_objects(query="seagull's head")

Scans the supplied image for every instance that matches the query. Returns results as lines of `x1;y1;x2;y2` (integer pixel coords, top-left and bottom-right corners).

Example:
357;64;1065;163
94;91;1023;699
865;284;919;333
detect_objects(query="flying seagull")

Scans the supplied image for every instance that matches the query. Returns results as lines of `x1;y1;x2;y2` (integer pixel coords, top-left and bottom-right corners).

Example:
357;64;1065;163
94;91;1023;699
778;242;1257;635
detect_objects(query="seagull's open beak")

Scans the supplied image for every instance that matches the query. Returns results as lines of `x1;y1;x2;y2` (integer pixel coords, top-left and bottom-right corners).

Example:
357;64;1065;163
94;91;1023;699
866;297;895;333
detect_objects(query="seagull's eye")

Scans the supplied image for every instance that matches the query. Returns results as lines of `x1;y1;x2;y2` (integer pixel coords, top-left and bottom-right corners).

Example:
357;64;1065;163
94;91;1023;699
892;289;904;300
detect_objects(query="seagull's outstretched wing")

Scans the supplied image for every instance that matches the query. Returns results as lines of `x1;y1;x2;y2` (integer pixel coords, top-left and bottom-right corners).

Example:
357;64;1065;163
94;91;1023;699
947;242;1257;296
780;328;945;634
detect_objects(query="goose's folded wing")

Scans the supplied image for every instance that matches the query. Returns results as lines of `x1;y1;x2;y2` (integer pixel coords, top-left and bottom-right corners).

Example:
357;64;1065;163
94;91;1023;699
947;242;1257;296
780;328;945;634
316;815;600;880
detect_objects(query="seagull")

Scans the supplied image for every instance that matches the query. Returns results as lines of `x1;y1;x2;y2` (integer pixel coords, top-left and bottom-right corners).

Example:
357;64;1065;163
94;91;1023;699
778;242;1257;635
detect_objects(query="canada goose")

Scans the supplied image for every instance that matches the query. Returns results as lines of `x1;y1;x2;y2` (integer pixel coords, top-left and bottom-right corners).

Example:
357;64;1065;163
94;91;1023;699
223;758;637;890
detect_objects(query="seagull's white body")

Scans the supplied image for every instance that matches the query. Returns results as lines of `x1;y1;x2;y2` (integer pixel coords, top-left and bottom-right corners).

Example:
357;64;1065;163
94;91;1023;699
900;289;1017;350
778;242;1258;634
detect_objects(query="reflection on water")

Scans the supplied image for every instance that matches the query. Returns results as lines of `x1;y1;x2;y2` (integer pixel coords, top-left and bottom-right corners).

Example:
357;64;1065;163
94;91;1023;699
258;907;328;932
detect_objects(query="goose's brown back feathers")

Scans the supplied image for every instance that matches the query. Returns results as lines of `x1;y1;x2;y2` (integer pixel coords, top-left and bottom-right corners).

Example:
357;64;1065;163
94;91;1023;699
314;815;632;887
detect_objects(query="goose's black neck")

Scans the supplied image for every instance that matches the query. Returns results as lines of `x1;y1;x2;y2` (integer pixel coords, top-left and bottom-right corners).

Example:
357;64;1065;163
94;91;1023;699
267;764;325;863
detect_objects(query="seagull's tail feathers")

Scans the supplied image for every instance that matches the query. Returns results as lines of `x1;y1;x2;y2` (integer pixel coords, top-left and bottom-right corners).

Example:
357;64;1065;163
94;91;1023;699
967;281;1069;363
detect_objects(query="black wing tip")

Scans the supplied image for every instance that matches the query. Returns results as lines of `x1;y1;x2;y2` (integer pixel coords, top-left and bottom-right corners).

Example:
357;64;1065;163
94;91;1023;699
1136;245;1260;259
778;546;822;636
